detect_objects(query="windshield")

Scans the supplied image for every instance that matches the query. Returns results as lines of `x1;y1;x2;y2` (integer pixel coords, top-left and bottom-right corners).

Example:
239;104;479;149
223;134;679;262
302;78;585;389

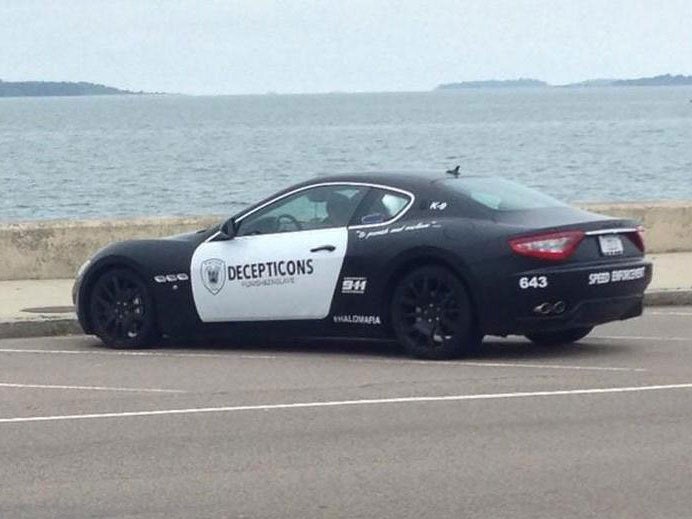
440;177;567;211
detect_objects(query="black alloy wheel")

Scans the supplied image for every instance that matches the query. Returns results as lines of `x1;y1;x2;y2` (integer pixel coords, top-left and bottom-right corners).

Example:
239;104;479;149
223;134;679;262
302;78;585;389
391;265;479;359
525;327;593;346
89;268;158;349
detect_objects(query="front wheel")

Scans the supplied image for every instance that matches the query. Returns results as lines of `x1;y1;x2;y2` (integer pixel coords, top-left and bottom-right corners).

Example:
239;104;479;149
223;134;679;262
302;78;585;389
525;327;593;346
390;266;480;359
89;268;158;349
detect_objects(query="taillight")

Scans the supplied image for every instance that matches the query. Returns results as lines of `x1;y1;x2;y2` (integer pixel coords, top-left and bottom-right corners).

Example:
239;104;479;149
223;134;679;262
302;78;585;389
509;230;585;261
629;225;646;253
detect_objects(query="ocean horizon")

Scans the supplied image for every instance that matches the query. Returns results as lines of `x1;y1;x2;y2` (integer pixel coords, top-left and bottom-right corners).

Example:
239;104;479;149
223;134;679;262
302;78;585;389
2;86;691;222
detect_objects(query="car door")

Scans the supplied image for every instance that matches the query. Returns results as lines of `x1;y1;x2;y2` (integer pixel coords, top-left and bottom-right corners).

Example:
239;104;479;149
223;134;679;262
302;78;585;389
190;184;368;322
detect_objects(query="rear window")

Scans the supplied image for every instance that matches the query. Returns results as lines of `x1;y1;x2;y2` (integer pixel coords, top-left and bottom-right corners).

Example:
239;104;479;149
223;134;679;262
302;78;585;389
440;177;566;211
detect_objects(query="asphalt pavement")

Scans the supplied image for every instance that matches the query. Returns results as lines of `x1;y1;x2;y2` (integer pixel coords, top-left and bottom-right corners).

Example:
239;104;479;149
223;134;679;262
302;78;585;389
1;307;691;518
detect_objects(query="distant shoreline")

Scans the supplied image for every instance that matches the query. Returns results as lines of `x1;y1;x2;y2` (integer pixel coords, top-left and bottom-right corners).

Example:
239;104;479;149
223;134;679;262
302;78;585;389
0;80;153;98
436;74;692;90
2;75;692;98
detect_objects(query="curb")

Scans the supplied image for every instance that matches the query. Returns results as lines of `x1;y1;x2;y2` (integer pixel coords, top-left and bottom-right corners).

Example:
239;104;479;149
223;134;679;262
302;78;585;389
1;290;690;340
0;318;82;340
644;289;692;306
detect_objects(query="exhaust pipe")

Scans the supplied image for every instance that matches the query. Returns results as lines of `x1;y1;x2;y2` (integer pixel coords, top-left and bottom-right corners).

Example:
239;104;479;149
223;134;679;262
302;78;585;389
533;302;553;315
533;301;567;315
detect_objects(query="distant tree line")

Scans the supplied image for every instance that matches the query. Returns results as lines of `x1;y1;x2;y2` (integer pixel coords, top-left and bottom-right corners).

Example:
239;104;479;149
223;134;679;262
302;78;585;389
437;78;547;89
610;74;692;87
436;74;692;90
0;80;140;97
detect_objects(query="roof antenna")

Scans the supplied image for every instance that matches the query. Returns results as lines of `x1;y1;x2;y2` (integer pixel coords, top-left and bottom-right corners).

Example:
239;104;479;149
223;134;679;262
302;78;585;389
445;165;460;178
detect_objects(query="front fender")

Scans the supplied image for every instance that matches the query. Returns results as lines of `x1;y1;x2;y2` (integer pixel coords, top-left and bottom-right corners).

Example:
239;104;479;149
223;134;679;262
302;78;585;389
76;239;201;336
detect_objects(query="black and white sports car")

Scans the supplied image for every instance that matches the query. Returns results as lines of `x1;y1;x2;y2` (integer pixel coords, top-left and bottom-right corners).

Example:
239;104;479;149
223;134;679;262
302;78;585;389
73;171;652;359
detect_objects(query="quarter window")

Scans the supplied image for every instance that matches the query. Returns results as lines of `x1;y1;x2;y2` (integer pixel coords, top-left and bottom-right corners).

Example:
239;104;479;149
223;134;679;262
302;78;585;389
351;188;411;225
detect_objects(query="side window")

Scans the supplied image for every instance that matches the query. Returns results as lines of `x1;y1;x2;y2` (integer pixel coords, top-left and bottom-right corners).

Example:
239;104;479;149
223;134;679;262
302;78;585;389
238;185;368;236
350;189;411;226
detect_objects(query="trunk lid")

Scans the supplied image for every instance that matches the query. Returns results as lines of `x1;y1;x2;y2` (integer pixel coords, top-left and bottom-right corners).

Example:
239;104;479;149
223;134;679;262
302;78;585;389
497;207;645;263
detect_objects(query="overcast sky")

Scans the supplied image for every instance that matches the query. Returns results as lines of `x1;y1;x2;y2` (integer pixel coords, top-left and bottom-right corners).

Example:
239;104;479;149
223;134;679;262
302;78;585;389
1;0;690;95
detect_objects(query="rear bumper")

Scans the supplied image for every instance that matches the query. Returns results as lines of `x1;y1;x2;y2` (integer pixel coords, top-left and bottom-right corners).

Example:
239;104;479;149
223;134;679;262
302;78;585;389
515;294;644;334
499;259;652;335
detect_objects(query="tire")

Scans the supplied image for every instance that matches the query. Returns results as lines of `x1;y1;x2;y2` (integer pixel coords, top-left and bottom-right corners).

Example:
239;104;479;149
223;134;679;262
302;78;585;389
390;265;480;359
525;327;593;346
88;268;159;349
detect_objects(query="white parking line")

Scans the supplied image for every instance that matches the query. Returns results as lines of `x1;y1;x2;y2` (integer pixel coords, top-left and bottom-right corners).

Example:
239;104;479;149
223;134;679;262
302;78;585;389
0;382;186;393
593;335;691;342
2;383;691;425
349;358;645;372
443;361;644;372
0;348;642;372
647;311;692;316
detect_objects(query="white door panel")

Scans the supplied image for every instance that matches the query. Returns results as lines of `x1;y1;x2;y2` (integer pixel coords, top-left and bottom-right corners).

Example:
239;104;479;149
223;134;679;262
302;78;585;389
191;228;348;322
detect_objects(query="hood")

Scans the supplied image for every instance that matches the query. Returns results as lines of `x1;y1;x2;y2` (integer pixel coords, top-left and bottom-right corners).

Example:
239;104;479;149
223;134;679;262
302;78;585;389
163;225;220;244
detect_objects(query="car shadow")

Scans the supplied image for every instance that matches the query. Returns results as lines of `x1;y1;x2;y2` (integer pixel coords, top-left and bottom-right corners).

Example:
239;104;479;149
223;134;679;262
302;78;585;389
157;335;632;363
470;338;633;362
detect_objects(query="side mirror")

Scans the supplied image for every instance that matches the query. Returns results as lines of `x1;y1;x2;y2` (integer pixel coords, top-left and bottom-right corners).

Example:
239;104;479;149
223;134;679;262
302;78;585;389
218;217;238;240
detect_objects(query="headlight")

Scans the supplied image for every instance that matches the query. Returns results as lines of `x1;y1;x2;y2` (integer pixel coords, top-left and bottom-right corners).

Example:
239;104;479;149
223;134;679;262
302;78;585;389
76;259;92;278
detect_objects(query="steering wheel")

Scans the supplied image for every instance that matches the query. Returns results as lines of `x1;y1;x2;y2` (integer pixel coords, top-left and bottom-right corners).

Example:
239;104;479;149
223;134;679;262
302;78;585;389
276;213;303;231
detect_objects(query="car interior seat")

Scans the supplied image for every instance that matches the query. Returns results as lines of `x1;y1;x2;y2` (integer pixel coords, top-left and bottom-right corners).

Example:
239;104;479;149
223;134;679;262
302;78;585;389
325;192;353;225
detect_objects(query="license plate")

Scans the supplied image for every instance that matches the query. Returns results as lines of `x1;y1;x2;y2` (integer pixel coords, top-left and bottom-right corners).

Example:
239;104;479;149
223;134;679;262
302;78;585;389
598;235;624;256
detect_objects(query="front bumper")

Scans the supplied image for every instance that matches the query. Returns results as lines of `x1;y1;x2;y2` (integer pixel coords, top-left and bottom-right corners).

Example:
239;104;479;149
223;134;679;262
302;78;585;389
72;276;91;334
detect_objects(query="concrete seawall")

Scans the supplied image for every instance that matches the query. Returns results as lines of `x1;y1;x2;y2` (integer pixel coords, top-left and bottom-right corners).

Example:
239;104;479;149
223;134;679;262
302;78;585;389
584;201;692;254
1;202;690;281
0;217;220;281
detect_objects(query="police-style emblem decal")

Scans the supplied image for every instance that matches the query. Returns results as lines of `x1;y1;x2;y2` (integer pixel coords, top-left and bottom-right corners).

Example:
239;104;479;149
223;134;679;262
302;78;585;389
201;258;226;295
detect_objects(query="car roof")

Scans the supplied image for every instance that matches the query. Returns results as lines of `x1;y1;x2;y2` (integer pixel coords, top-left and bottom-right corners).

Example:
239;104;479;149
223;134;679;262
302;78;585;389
299;171;473;192
237;170;494;219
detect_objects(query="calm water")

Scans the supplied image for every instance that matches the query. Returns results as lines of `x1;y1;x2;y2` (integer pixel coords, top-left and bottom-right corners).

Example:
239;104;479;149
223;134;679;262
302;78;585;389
1;88;691;221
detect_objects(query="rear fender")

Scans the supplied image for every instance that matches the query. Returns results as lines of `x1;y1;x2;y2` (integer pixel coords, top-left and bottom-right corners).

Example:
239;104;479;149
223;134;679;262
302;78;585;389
380;246;484;331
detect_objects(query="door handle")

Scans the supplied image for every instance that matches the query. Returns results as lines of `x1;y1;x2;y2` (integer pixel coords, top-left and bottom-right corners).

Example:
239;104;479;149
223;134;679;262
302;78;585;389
310;245;336;253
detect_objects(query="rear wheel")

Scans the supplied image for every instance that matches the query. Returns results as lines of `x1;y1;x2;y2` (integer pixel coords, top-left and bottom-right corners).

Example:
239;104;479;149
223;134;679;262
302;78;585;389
525;327;593;346
390;266;479;359
89;268;158;349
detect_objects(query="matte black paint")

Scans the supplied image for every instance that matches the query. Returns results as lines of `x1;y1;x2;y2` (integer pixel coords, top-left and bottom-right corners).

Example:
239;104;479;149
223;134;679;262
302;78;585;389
74;172;652;343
